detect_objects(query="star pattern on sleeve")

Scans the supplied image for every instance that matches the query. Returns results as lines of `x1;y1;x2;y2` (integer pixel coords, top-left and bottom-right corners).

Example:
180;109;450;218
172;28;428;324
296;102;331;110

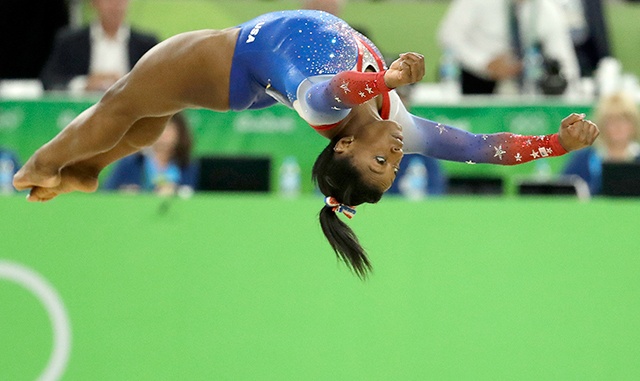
317;70;391;110
417;124;567;166
539;147;550;157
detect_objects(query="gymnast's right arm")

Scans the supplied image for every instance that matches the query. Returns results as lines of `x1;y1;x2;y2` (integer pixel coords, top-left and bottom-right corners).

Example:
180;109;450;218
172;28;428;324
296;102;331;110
14;29;239;201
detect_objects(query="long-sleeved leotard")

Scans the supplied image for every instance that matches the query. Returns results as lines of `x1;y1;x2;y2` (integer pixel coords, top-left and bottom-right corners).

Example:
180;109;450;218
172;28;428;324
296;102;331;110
229;10;568;165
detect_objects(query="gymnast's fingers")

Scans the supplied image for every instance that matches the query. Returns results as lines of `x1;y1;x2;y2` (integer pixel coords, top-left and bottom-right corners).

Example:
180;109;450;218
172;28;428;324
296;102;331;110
580;120;598;146
586;120;600;145
400;53;425;81
560;113;586;129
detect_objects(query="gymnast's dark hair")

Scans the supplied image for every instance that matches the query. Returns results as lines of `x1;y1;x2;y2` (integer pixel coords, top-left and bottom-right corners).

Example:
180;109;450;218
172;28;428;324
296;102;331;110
312;137;384;279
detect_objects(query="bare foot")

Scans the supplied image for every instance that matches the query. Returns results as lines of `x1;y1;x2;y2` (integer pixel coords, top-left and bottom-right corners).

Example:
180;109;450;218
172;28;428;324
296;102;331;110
16;164;99;202
13;156;62;192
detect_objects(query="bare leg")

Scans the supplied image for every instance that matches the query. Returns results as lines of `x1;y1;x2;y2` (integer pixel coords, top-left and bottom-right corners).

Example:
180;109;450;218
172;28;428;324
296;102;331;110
13;28;238;201
20;116;171;201
13;100;138;191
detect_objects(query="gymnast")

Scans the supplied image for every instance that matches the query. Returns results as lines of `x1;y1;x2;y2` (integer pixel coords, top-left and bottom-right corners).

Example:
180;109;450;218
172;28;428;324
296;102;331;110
14;10;599;277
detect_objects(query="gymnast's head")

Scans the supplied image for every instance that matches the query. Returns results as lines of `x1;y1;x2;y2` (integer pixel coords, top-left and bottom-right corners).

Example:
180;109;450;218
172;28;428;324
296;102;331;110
312;119;404;278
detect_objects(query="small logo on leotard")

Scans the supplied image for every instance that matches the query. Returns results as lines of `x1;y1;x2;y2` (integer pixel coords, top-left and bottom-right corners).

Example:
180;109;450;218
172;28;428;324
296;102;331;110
246;22;265;43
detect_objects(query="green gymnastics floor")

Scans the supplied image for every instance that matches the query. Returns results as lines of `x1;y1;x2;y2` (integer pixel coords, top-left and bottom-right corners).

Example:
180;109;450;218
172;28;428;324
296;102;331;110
1;194;639;380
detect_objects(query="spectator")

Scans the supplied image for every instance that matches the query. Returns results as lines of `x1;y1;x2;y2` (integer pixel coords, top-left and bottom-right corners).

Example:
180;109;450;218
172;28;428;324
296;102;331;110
438;0;580;95
562;92;640;194
553;0;611;77
103;113;199;195
40;0;158;92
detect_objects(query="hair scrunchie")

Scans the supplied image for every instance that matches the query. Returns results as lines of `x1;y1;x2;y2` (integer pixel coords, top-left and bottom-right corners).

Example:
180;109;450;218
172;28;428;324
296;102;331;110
324;196;356;219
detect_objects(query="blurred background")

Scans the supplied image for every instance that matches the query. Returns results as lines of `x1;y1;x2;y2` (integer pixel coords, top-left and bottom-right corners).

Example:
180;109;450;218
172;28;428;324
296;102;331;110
1;1;639;380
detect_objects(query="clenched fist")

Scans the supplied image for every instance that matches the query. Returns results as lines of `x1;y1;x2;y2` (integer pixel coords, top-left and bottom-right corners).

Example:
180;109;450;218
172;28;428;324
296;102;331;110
384;52;425;89
558;113;600;152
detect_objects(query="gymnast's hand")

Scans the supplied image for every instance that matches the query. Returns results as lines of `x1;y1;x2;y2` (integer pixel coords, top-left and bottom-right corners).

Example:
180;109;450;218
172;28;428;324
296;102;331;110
384;52;425;89
557;113;600;152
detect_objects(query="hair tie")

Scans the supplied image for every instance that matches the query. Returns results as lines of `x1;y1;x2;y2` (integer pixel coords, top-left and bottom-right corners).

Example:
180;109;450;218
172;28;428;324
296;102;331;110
324;196;356;219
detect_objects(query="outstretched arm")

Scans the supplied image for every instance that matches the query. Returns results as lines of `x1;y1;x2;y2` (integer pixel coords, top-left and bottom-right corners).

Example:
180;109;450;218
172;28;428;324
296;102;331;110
406;113;599;164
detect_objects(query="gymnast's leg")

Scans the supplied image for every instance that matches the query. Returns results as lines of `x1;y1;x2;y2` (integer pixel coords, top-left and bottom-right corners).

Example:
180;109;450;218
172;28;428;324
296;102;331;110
14;29;238;201
23;115;172;201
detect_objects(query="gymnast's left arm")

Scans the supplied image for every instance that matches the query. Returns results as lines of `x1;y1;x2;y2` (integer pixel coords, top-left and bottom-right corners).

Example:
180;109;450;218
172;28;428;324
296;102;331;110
402;112;599;165
294;53;425;125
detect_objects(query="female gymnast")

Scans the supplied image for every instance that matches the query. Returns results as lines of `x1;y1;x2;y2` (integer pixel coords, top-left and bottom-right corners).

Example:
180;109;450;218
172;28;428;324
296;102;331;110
14;10;599;277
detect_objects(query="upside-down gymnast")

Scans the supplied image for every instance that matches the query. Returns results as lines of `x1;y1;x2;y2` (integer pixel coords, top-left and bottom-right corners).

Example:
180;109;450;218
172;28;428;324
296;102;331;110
14;10;599;277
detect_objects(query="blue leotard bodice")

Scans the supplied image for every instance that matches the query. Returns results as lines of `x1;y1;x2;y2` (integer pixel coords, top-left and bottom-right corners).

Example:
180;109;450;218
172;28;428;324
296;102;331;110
229;10;379;111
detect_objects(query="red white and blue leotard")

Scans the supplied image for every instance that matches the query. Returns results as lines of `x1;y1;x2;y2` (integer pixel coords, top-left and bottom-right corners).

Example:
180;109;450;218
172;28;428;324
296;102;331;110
229;10;567;165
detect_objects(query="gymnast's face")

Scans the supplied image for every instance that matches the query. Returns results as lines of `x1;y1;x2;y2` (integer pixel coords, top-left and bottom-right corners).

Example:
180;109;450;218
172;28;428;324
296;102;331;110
334;120;404;192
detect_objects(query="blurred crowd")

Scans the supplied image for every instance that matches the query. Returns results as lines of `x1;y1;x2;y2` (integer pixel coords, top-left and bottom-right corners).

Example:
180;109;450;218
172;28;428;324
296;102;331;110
1;0;639;198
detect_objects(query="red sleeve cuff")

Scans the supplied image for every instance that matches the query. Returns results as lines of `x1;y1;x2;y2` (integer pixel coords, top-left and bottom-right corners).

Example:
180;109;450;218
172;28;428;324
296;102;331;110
374;70;392;92
549;133;568;156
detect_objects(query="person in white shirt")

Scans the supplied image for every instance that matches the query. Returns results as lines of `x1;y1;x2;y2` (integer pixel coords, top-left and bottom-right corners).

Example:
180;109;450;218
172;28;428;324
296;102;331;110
437;0;580;95
40;0;158;92
553;0;611;77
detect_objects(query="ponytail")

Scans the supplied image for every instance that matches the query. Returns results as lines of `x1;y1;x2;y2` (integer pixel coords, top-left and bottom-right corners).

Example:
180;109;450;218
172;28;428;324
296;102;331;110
318;202;371;278
312;139;383;279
